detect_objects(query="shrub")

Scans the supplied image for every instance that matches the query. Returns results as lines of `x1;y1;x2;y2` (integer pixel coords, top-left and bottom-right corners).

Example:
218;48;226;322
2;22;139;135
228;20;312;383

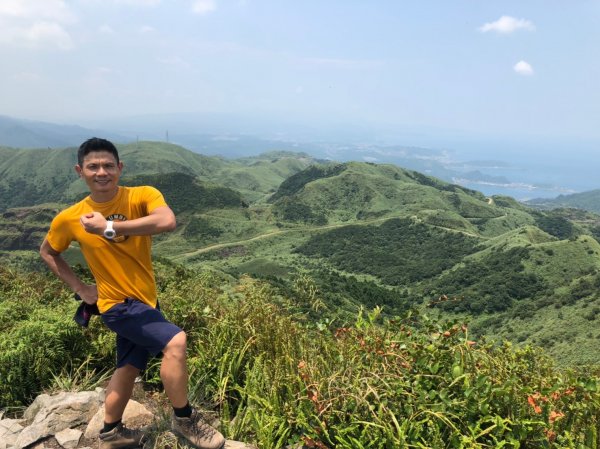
3;264;600;448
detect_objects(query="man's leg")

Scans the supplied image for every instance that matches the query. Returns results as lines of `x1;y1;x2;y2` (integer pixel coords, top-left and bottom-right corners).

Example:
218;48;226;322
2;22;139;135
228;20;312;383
104;364;141;424
163;331;225;449
161;331;188;407
99;364;146;449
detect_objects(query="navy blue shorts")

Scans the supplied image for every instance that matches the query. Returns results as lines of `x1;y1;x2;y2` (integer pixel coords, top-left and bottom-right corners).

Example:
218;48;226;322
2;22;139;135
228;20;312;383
101;298;182;371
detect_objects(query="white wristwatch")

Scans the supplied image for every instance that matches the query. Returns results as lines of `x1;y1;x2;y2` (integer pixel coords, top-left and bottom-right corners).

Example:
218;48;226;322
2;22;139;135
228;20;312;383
103;220;116;239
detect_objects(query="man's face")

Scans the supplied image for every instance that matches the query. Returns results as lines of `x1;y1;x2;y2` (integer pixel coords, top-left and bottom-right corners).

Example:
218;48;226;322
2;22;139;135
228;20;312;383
75;151;123;198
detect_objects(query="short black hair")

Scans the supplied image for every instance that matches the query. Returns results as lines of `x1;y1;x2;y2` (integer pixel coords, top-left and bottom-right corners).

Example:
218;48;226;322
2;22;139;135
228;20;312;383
77;138;120;166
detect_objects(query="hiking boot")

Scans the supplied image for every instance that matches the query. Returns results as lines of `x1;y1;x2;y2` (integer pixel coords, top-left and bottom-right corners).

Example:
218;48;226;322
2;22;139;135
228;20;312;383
171;409;225;449
98;423;145;449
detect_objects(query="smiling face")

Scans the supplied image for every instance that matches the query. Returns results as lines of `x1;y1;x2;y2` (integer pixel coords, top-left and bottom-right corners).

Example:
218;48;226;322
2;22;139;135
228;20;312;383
75;150;123;202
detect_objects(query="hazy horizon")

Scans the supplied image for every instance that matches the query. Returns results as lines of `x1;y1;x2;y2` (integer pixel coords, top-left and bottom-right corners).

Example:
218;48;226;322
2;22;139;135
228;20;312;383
1;1;599;148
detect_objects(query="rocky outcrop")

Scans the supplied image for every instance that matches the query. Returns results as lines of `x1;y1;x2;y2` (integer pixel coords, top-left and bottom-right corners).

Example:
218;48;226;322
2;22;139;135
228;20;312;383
0;390;257;449
16;390;102;448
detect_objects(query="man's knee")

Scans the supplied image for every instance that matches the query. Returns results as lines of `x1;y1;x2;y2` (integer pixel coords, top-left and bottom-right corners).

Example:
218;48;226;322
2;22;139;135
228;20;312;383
163;331;187;359
115;364;141;378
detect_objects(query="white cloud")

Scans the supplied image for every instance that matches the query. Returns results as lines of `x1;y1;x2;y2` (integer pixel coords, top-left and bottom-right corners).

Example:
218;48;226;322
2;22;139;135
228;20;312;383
0;21;74;50
139;25;156;33
0;0;75;50
0;0;75;22
192;0;217;15
513;60;534;76
479;16;535;34
28;21;73;49
99;25;115;34
156;56;191;69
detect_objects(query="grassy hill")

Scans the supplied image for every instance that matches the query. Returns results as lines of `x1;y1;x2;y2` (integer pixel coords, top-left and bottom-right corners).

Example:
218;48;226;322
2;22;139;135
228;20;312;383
3;142;600;366
527;188;600;213
269;162;521;228
174;161;600;364
3;263;600;448
0;143;316;211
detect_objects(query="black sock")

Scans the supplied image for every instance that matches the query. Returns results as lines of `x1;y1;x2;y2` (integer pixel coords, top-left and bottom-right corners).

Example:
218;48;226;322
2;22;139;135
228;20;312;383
173;402;193;418
102;419;121;433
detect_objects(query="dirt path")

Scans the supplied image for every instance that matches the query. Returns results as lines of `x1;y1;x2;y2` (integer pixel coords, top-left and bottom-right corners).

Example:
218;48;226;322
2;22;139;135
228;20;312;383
173;216;403;260
173;213;483;261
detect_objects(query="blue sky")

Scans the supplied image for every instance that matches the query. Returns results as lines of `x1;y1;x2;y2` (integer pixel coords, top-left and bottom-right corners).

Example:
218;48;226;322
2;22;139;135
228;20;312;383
1;0;599;145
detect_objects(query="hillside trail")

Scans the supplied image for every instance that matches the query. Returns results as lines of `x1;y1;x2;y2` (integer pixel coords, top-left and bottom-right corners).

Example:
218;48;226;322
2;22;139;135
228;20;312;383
174;213;483;261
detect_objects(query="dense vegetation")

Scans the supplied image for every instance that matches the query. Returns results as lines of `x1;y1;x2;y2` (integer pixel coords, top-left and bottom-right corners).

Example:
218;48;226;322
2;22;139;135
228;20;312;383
268;163;346;202
296;218;480;285
3;142;600;368
122;172;247;215
428;247;548;314
2;263;600;448
528;189;600;214
0;143;315;211
533;211;579;240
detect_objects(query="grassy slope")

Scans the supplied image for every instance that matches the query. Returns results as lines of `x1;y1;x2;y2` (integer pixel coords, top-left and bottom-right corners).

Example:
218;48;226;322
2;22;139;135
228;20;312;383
528;188;600;213
3;265;600;448
177;162;600;364
3;143;600;364
0;143;316;211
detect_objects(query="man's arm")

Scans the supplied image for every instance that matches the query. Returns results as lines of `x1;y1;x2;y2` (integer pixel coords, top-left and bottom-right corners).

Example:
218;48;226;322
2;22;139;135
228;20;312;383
80;206;176;237
39;239;98;304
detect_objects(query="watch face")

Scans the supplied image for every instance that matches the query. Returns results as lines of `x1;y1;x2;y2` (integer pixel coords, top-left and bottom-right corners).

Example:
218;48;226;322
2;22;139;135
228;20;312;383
104;229;116;239
106;214;129;243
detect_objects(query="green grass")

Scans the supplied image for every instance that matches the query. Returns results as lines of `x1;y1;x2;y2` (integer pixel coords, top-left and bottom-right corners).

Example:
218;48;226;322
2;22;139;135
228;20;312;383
0;142;315;211
523;236;600;286
4;264;600;448
5;145;600;370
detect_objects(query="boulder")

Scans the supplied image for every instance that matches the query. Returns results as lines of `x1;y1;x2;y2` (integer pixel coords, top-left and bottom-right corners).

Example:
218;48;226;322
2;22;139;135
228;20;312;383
0;418;25;448
16;391;101;448
84;399;154;439
5;389;259;449
55;428;82;449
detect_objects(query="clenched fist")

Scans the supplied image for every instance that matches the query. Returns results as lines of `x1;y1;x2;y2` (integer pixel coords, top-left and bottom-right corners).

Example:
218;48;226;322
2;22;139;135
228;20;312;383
80;211;107;235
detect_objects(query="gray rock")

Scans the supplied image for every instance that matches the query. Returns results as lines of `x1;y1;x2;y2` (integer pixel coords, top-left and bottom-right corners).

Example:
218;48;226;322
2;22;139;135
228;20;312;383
5;389;258;449
95;387;106;403
84;399;154;439
0;418;24;448
55;428;82;449
16;391;101;448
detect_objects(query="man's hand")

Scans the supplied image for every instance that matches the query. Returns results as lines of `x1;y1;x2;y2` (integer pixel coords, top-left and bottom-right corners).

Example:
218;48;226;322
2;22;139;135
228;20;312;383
76;284;98;305
80;212;106;235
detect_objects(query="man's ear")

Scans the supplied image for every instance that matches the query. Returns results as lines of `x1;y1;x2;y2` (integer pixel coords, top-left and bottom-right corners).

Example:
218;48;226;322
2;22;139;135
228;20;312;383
75;164;82;177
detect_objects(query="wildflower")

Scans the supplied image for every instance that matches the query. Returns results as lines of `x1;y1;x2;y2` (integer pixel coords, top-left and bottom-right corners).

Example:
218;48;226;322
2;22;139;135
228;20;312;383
549;410;565;424
527;395;542;414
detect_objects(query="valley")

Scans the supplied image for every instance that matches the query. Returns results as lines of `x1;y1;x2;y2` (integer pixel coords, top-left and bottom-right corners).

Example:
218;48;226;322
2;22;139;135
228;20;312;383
2;141;600;366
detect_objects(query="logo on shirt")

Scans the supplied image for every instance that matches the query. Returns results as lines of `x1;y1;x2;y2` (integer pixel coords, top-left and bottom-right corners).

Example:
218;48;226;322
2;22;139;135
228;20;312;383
106;214;128;243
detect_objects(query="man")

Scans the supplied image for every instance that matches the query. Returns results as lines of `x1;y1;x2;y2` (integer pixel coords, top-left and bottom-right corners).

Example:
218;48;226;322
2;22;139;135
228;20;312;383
40;137;225;449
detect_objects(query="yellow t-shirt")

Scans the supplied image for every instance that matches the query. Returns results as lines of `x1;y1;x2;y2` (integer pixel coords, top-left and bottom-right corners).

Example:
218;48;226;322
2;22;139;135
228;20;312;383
46;186;167;313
